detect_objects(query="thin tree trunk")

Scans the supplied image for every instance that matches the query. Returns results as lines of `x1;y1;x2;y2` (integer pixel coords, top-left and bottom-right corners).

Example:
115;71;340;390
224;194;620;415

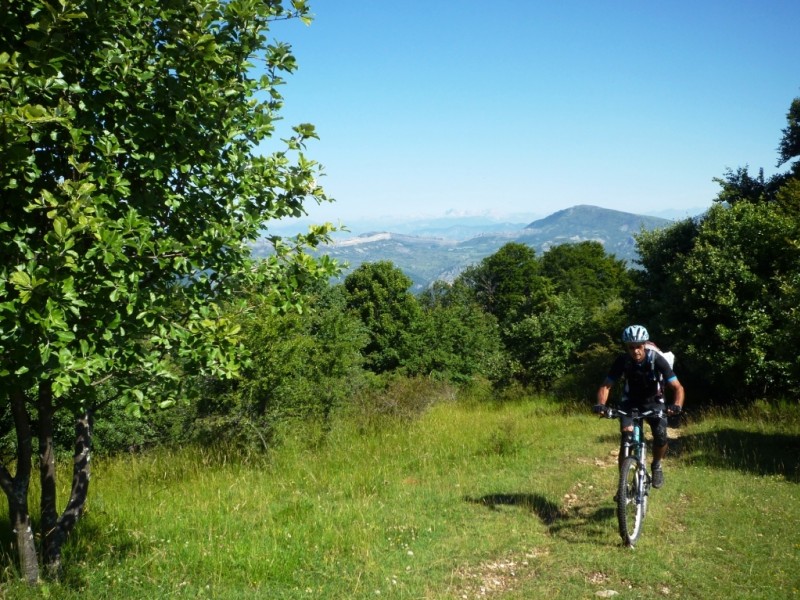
0;389;39;584
37;383;58;576
42;409;93;579
8;490;39;585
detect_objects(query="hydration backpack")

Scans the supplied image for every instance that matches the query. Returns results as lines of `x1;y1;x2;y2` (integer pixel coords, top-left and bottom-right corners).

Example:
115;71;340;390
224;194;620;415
624;341;675;398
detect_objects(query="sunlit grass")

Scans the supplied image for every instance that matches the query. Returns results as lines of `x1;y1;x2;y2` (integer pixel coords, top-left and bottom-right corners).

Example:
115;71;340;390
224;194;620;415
1;396;798;599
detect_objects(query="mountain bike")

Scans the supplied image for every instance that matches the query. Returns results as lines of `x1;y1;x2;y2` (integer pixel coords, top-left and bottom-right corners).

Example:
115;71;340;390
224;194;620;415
602;406;666;547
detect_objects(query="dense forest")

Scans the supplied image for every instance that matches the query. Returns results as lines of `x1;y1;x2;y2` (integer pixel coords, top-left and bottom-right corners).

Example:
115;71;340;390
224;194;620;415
1;0;798;584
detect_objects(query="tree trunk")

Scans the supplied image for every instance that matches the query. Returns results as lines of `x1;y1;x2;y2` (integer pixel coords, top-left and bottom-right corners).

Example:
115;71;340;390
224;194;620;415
0;389;39;584
7;489;39;585
41;407;93;579
38;383;59;577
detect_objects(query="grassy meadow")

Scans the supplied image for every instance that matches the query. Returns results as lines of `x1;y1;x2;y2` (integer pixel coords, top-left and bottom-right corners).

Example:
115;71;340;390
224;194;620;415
1;395;798;599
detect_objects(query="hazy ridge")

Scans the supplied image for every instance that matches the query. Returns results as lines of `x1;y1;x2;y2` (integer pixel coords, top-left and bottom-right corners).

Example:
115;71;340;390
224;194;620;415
256;204;675;290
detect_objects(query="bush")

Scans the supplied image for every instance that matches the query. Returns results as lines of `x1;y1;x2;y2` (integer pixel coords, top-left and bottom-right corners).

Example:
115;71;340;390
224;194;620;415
505;294;588;388
183;286;368;449
408;290;507;384
345;375;459;430
551;340;618;404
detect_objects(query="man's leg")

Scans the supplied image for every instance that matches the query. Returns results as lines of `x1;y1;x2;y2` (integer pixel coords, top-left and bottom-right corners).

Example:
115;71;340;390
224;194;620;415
652;442;668;463
618;415;634;469
650;416;669;488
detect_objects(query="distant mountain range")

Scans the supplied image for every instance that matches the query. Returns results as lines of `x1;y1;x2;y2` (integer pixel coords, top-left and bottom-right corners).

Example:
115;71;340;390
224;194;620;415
254;205;675;290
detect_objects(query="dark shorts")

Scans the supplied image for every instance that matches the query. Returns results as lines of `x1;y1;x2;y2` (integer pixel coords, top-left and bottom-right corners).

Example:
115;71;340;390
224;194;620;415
619;400;668;447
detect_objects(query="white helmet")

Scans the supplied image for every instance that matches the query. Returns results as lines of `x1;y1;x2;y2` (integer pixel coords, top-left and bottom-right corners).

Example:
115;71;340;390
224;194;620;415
622;325;649;344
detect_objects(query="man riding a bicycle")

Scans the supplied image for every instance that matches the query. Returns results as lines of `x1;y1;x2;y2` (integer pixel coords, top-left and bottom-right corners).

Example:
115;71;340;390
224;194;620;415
593;325;685;489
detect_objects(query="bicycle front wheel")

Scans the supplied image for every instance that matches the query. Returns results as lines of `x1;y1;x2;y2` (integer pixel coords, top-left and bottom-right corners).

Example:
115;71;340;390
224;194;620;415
617;456;646;546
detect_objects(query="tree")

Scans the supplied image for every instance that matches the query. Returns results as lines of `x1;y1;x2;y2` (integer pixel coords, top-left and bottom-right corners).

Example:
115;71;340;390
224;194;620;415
540;241;631;307
777;97;800;171
631;96;800;403
634;202;800;403
693;203;797;400
539;241;633;342
712;166;784;205
505;294;588;387
456;242;552;327
412;281;506;383
714;96;800;206
0;0;335;582
628;217;700;331
534;241;635;392
342;262;422;374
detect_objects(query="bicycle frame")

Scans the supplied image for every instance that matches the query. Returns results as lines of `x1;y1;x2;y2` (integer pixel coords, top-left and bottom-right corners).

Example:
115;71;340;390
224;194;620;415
620;409;647;464
604;406;665;546
608;405;664;460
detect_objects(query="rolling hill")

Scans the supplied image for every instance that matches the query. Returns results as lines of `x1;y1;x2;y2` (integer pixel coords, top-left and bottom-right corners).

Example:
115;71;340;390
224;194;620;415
254;205;673;290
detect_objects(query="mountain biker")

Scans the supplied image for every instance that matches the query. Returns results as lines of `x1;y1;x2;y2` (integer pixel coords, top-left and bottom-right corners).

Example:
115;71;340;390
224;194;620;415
593;325;684;489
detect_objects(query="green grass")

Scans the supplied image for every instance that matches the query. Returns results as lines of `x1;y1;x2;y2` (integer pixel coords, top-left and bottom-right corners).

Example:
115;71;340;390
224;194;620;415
1;397;799;599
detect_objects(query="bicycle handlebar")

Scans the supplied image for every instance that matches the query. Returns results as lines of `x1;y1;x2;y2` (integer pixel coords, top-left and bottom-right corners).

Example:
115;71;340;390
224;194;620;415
603;406;668;419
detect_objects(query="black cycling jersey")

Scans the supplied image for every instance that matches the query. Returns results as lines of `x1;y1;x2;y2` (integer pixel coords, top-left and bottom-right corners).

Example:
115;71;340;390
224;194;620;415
606;349;676;404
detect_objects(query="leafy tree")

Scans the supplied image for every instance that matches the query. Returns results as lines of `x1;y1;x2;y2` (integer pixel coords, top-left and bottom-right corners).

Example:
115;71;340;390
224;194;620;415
632;96;800;403
0;0;335;581
777;97;800;171
505;294;588;387
523;241;635;396
629;217;700;329
714;96;800;206
539;241;632;309
712;166;785;206
539;240;633;350
453;243;559;387
412;281;506;383
456;242;552;327
776;175;800;218
342;262;422;374
634;202;800;403
684;202;799;401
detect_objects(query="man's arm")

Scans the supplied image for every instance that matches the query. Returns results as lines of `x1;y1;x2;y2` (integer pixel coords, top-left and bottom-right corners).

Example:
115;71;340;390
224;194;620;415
597;380;613;406
667;378;684;408
593;378;614;414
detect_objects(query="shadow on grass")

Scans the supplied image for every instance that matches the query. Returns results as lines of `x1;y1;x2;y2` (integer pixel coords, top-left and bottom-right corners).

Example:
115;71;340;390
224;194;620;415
546;505;617;544
465;493;619;545
0;512;141;587
673;428;800;483
597;433;619;445
465;494;565;524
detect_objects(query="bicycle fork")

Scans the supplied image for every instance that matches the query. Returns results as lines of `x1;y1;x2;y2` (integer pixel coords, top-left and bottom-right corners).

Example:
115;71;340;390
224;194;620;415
636;462;650;503
622;425;650;505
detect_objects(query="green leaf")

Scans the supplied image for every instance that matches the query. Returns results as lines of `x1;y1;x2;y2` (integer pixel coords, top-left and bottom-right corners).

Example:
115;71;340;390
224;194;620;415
53;216;68;239
10;270;32;288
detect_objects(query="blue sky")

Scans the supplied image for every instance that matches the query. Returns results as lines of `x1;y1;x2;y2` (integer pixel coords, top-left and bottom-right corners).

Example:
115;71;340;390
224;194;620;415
267;1;800;225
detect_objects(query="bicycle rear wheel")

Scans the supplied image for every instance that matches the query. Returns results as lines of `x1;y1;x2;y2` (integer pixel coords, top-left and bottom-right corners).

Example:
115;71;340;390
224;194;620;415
617;456;646;546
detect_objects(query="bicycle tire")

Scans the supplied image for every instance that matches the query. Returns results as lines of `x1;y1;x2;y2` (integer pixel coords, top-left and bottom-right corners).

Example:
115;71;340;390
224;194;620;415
617;456;646;546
